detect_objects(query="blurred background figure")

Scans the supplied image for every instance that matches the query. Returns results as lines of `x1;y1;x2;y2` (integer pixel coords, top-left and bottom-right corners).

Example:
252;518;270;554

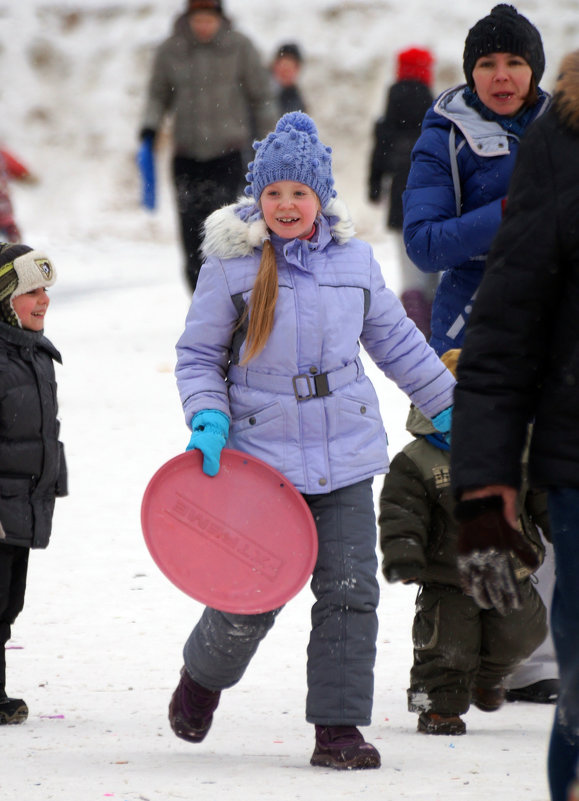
270;42;307;115
368;46;436;339
0;148;37;244
138;0;277;292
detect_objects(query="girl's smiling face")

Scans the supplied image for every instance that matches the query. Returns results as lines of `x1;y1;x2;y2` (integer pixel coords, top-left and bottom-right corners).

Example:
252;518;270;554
260;181;320;239
472;52;533;116
12;287;50;331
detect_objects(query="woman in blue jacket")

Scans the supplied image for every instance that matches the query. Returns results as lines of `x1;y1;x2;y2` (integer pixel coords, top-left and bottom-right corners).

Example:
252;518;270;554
169;111;456;770
403;4;549;356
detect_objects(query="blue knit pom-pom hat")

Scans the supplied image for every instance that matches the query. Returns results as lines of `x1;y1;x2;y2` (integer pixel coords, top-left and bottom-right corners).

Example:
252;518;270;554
244;111;336;209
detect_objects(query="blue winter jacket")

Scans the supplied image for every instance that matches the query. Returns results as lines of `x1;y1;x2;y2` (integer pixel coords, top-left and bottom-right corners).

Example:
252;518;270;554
403;84;550;355
176;196;456;495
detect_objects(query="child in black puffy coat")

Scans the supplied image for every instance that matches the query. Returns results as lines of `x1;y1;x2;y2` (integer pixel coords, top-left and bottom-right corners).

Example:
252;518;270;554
0;243;67;725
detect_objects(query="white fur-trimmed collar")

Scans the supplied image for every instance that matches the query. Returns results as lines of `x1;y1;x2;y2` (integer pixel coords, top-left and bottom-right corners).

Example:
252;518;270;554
201;195;356;261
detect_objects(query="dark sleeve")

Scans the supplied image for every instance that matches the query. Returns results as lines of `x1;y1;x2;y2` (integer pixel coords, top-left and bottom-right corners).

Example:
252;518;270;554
141;43;175;133
378;451;431;580
451;117;562;495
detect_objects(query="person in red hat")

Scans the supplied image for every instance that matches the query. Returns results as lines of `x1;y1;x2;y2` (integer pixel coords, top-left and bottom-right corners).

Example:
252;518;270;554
368;47;437;339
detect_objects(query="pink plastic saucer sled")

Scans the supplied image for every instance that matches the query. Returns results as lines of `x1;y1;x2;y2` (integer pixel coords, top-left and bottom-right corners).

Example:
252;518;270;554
141;449;318;614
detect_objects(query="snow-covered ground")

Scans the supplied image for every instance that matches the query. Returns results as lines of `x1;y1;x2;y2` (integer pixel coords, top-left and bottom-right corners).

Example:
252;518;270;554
0;1;565;798
1;234;554;800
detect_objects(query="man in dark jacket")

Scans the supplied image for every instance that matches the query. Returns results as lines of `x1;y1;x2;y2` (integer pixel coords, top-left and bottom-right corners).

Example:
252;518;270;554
450;51;579;801
139;0;276;291
0;244;67;725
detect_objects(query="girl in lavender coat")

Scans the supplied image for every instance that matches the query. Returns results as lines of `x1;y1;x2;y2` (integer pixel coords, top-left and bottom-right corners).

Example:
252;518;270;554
170;111;455;770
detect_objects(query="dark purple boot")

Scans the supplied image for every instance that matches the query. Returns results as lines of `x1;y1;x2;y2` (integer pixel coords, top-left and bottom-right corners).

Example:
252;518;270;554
310;725;381;770
168;667;221;743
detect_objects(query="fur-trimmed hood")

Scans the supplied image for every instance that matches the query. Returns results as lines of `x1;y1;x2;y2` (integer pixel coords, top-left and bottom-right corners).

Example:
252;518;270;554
553;50;579;134
201;195;357;261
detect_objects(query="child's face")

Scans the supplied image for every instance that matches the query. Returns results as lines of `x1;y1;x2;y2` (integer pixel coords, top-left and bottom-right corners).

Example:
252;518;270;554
12;287;50;331
260;181;320;240
272;56;301;88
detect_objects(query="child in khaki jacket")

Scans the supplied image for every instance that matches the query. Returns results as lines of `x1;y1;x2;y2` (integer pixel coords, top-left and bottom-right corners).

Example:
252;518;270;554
379;349;548;734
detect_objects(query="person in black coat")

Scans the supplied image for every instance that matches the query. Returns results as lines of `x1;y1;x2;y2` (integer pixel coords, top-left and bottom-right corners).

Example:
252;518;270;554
450;51;579;801
368;47;437;338
0;243;66;726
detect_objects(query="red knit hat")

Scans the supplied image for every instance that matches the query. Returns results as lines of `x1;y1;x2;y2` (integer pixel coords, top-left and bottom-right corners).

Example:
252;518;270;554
396;47;435;86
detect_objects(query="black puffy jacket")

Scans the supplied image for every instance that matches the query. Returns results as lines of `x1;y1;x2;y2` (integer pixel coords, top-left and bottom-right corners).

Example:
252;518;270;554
368;80;433;229
0;322;67;548
451;52;579;495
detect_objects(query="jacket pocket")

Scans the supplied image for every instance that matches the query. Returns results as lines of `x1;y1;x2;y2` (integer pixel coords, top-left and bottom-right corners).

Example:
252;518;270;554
329;393;387;466
230;401;287;470
412;588;440;652
0;475;33;542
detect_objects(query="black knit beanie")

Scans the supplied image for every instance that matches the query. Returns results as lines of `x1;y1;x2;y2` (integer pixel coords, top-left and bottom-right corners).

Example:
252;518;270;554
463;4;545;88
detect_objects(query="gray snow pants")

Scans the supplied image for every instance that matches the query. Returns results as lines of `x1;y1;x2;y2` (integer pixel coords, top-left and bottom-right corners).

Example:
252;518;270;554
182;478;379;726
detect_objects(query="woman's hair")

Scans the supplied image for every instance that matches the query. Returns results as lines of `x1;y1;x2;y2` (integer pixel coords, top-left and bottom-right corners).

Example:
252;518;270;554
240;239;279;364
524;74;539;107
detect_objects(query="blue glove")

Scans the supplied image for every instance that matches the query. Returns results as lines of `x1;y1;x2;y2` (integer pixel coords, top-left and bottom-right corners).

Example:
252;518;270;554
432;406;453;446
187;410;230;477
136;138;156;210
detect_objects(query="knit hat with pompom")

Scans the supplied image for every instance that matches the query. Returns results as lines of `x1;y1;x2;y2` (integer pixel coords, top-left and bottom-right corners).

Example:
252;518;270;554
397;47;434;86
245;111;336;209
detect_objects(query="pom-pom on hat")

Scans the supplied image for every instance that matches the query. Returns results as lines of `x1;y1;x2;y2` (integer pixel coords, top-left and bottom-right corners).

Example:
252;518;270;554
245;111;336;209
0;243;56;327
397;47;435;87
463;4;545;89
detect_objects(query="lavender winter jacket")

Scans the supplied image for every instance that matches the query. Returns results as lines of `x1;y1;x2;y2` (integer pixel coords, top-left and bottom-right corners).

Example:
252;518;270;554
176;197;455;495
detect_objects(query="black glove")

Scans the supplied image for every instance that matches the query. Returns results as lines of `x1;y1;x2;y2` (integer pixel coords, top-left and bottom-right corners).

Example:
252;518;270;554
139;127;157;144
454;495;540;616
385;562;423;584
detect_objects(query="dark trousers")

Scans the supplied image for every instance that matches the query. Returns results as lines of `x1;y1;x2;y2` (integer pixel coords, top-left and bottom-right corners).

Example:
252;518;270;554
0;544;30;694
546;489;579;801
408;579;546;716
172;151;244;292
182;479;380;726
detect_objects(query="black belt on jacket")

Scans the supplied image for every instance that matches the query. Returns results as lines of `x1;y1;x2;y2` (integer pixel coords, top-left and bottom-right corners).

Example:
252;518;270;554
227;358;363;401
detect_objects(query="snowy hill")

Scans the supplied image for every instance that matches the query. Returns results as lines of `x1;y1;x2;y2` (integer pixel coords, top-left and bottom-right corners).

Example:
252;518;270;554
1;0;576;246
